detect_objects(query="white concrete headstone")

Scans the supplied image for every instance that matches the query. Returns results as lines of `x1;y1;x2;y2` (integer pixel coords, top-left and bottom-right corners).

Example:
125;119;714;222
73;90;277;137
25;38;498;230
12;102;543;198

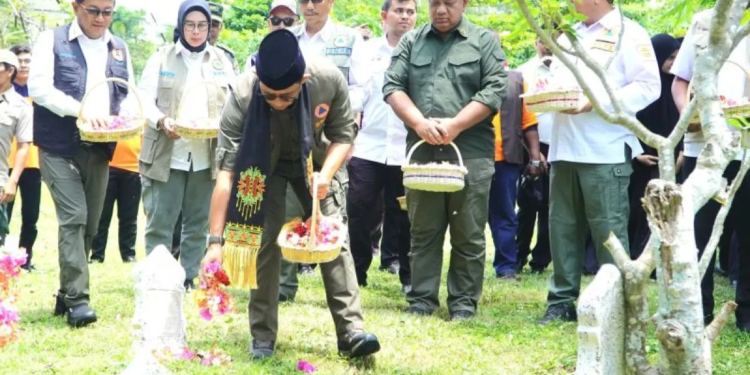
122;245;187;375
576;264;626;375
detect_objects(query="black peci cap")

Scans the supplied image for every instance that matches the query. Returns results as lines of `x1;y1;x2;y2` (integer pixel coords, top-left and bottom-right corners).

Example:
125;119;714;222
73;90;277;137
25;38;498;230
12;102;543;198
256;29;306;91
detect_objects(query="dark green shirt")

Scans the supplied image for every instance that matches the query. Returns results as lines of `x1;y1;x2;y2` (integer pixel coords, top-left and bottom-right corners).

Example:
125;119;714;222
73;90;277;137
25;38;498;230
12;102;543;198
383;17;508;160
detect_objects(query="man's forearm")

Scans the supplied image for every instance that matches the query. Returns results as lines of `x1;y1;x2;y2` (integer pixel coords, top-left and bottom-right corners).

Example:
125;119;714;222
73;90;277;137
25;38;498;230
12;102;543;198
672;77;689;114
385;91;425;130
453;101;493;132
210;170;234;237
523;127;541;161
321;143;352;182
9;144;29;184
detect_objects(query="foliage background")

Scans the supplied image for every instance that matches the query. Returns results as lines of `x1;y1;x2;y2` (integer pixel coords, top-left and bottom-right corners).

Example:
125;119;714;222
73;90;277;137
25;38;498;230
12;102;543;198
0;0;712;79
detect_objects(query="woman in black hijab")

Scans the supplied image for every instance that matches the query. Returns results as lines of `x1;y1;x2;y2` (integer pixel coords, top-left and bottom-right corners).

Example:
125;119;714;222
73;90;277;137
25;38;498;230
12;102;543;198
629;33;681;259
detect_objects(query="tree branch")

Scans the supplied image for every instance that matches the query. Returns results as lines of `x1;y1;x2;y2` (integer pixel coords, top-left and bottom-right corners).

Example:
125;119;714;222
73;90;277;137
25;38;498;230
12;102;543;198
666;98;698;150
706;301;738;343
699;151;750;278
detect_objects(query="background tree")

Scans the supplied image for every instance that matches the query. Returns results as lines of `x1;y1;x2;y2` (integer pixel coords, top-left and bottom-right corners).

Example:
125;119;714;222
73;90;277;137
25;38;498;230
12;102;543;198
515;0;750;373
110;8;156;79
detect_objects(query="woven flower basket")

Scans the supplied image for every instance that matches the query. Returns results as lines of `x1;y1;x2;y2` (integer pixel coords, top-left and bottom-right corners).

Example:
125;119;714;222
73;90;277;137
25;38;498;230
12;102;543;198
77;77;145;142
687;60;750;125
397;196;406;211
520;89;581;113
174;80;225;140
402;140;468;193
277;173;344;264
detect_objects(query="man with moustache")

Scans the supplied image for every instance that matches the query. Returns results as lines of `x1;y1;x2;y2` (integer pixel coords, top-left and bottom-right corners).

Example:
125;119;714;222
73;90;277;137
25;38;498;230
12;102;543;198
29;0;137;327
348;0;417;293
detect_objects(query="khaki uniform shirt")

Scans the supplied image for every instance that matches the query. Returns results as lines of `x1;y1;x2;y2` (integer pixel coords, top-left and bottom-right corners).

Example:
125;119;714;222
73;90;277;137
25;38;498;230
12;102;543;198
383;17;508;160
0;88;33;186
218;58;357;174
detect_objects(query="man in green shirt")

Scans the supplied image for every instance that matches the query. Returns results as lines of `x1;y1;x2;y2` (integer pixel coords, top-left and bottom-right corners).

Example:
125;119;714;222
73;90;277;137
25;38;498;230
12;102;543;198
383;0;507;320
200;29;380;360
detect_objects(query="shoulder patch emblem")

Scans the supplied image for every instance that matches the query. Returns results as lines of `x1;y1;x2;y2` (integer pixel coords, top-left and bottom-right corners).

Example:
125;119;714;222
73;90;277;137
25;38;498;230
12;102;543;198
333;34;350;47
315;103;330;119
213;59;224;70
112;49;124;61
637;44;655;60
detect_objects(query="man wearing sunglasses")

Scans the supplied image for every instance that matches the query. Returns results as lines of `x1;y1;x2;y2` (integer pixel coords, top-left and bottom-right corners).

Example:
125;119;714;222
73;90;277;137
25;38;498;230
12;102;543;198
28;0;137;328
208;2;239;75
244;0;300;72
200;29;380;360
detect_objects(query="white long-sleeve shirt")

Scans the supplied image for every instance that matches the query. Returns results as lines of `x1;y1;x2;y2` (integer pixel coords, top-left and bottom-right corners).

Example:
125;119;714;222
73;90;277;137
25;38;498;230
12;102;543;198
518;55;553;145
353;36;408;166
548;9;660;164
138;43;235;172
297;18;370;113
671;10;748;160
29;20;137;120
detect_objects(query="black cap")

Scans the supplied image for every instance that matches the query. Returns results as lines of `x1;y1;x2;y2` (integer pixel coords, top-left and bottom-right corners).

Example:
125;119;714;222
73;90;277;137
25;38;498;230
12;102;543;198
256;29;306;90
208;2;223;22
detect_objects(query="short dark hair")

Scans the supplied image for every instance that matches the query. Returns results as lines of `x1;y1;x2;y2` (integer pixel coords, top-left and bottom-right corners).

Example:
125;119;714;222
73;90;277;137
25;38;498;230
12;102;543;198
10;45;30;56
382;0;417;12
2;63;17;83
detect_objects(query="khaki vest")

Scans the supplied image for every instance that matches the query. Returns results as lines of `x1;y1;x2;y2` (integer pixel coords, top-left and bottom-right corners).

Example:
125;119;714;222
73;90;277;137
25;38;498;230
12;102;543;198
139;44;229;182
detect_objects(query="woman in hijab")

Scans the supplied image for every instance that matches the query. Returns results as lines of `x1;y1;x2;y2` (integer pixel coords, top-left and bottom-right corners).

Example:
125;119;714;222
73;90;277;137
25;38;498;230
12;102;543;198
629;33;681;259
136;0;236;289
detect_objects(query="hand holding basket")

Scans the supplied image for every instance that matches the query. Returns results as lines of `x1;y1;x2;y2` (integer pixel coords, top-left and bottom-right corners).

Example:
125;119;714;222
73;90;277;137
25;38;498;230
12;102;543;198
76;77;145;142
174;80;226;140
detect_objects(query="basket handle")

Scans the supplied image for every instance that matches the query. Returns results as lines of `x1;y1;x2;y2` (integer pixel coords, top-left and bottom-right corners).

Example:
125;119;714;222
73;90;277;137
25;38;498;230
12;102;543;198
685;59;750;109
176;80;227;121
308;172;321;249
404;140;465;169
77;77;143;125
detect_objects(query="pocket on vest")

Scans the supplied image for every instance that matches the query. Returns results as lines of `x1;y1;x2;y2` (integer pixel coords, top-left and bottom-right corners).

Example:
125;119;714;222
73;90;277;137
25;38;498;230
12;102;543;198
139;127;160;164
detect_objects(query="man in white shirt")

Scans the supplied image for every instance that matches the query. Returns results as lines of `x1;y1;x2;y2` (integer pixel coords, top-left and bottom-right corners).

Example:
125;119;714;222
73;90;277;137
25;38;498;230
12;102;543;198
29;0;137;328
516;37;554;274
137;0;235;290
348;0;416;293
244;0;300;72
540;0;660;324
671;9;750;331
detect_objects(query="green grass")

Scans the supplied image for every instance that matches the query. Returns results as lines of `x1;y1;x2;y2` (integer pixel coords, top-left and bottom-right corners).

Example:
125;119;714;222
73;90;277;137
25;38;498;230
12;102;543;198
1;187;749;374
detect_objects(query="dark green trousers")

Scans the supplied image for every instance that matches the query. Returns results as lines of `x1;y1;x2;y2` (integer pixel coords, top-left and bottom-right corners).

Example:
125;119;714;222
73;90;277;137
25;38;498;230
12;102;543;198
40;147;109;307
406;158;494;315
547;160;632;306
249;161;364;341
279;183;304;299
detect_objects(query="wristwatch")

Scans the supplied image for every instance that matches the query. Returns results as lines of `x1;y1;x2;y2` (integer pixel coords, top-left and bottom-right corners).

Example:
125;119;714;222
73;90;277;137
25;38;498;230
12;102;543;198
530;160;541;167
207;235;225;247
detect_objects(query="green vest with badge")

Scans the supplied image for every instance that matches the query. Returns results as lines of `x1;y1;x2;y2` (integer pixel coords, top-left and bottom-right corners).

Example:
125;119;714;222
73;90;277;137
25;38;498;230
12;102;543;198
139;44;229;182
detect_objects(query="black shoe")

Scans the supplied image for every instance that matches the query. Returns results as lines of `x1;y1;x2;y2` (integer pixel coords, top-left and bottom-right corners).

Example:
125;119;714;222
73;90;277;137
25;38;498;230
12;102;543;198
539;303;577;325
251;340;275;360
497;272;520;282
53;293;66;317
20;264;36;272
704;314;714;326
337;330;380;358
406;306;431;316
184;279;195;291
278;293;295;302
123;256;136;263
450;310;475;321
66;304;97;328
89;258;104;264
529;267;545;275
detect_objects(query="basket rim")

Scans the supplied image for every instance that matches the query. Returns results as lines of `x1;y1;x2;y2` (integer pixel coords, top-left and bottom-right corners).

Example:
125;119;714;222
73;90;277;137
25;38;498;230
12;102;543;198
276;217;346;251
520;88;582;98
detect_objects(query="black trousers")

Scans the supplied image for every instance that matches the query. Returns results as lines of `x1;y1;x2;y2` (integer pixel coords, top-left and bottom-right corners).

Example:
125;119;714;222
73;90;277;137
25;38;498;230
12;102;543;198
516;144;551;271
91;167;140;261
684;156;750;324
7;168;41;265
347;157;411;287
628;161;659;259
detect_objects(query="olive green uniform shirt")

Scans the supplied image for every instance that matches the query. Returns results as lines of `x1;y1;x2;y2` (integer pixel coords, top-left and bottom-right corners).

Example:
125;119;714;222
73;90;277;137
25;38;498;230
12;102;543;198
383;17;508;160
218;57;357;173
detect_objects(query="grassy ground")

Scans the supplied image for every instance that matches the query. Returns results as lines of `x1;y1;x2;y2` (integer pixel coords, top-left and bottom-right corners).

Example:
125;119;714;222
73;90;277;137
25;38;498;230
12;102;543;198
1;187;749;375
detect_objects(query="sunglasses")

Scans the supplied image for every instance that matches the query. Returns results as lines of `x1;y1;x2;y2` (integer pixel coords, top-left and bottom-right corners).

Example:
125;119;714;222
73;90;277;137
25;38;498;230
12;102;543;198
260;91;299;102
84;7;115;18
17;58;31;64
269;16;296;27
299;0;325;4
184;22;210;32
